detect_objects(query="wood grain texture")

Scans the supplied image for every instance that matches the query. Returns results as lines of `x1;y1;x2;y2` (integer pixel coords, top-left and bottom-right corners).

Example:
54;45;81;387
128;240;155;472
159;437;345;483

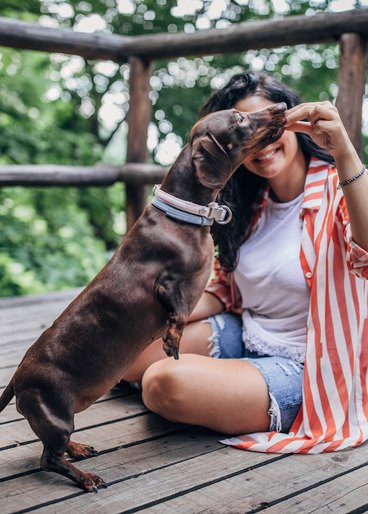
125;57;153;229
0;163;167;187
336;33;367;155
0;10;366;60
1;291;368;513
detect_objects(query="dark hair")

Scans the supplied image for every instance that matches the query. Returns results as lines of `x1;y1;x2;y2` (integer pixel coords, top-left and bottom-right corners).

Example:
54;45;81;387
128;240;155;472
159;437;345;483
200;71;334;271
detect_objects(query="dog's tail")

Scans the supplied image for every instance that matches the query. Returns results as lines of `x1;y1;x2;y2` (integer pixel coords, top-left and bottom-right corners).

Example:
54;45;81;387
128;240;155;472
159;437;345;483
0;381;14;413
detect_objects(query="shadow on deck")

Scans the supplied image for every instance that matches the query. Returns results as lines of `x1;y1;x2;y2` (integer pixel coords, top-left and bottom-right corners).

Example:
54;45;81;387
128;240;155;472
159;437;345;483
0;290;367;513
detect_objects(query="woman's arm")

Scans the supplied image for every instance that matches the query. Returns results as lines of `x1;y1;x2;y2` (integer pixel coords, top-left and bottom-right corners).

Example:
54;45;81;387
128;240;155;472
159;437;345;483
286;102;368;252
188;292;224;322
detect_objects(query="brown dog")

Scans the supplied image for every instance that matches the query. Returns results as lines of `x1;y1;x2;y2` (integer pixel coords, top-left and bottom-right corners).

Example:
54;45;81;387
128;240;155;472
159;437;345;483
0;104;286;492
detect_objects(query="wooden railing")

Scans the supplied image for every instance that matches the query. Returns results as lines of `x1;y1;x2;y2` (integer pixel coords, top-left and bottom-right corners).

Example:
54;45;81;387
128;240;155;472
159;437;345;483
0;9;367;229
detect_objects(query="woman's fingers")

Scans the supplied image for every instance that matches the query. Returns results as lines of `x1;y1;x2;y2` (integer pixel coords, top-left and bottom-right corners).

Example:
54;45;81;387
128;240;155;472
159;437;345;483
287;119;337;135
285;121;313;134
286;101;337;126
285;103;351;155
286;120;328;149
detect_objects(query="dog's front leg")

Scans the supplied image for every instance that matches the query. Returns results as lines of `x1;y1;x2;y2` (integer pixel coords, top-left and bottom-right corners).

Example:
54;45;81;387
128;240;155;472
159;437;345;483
155;281;189;360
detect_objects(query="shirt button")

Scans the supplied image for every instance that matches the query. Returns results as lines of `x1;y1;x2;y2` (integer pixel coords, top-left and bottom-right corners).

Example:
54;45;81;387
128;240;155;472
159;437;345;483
305;272;312;279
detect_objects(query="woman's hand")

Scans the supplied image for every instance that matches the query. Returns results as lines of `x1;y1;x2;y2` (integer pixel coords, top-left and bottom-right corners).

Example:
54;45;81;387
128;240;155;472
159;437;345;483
285;101;355;161
287;101;368;252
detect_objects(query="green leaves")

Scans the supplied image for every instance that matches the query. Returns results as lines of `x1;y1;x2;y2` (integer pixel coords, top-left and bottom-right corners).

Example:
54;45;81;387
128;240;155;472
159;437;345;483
0;187;113;295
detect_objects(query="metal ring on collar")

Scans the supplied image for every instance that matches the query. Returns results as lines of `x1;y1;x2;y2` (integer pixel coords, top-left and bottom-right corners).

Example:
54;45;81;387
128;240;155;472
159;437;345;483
215;205;232;225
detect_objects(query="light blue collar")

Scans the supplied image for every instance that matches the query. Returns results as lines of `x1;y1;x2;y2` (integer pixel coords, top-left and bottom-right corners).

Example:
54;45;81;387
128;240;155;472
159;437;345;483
151;197;214;226
151;185;232;227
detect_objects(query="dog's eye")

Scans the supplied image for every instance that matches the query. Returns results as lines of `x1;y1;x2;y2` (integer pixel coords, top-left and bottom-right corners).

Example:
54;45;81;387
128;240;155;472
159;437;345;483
235;112;245;123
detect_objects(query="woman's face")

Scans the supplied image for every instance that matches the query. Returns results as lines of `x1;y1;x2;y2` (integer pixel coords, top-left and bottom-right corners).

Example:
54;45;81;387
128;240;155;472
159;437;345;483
234;95;304;180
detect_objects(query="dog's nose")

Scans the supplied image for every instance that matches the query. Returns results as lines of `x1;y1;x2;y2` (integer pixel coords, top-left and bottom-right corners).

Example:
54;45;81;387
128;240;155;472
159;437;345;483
266;103;287;124
270;102;287;114
242;103;287;119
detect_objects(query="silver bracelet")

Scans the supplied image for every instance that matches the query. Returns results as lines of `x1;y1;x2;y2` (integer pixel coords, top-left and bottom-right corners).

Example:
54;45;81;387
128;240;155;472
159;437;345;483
337;165;367;190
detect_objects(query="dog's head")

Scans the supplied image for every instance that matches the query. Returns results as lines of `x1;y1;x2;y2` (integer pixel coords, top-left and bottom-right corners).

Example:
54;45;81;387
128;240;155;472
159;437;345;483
190;103;287;189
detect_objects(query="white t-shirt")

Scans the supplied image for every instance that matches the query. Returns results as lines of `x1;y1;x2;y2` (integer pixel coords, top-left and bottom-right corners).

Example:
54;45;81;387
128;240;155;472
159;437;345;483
234;192;309;363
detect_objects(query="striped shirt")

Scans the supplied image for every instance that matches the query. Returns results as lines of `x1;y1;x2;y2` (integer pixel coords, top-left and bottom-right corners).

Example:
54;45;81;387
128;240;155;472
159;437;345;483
207;158;368;453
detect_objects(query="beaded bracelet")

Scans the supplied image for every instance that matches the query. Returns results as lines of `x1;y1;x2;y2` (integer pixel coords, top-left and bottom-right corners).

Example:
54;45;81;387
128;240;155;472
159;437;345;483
337;165;367;190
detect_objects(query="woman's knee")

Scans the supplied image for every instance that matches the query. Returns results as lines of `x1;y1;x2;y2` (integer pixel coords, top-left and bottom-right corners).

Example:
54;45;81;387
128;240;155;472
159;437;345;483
141;357;190;420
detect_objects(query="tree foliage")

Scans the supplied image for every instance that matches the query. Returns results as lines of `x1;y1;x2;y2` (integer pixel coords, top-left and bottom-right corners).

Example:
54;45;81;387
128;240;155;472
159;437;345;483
0;0;366;296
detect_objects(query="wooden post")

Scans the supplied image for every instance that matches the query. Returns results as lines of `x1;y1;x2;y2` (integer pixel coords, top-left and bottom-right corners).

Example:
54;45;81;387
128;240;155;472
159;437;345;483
125;57;153;230
336;33;367;155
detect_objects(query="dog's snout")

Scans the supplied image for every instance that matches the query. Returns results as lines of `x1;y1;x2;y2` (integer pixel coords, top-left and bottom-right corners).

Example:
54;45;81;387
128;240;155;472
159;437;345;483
265;102;287;119
269;102;287;111
244;103;286;122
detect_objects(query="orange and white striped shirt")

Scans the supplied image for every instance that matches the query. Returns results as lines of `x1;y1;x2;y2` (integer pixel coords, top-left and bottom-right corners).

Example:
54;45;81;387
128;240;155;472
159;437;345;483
207;158;368;453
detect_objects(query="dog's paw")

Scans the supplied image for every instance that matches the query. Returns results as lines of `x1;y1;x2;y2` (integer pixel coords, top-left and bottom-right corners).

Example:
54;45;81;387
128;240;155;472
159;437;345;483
81;473;108;493
162;340;180;360
67;441;98;460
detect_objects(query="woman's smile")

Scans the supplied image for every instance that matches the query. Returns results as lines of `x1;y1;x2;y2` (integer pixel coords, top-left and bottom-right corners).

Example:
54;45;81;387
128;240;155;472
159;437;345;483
252;146;281;166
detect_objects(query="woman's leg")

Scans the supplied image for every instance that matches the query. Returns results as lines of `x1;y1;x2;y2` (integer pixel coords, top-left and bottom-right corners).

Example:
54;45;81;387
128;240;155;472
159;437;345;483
142;354;270;434
123;320;212;383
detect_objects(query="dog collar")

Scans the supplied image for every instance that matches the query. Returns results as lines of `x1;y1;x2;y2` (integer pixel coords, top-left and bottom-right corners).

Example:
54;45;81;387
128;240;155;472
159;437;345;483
151;185;232;226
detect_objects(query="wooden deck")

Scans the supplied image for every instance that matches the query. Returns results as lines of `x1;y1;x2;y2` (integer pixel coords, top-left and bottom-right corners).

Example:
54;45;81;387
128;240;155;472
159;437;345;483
1;289;367;514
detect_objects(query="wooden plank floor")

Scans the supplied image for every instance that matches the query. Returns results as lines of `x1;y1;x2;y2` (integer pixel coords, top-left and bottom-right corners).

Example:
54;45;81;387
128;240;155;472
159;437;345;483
1;289;367;514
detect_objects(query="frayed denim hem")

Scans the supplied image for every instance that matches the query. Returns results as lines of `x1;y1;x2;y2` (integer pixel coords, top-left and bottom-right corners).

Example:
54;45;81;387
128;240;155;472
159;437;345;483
200;314;224;358
268;392;283;432
247;360;283;432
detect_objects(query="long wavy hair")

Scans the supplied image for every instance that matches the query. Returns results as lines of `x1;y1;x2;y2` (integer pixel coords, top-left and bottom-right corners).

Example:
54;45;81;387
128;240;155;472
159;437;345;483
200;71;334;271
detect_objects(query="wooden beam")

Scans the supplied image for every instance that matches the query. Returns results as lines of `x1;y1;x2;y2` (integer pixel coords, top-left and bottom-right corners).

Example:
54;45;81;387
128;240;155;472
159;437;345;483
336;33;367;155
0;10;367;61
120;163;166;186
125;58;153;229
0;163;167;187
0;16;129;61
120;8;368;60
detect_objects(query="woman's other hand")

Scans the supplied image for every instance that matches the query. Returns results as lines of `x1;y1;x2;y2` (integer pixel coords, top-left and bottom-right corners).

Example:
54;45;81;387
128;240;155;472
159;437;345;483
287;101;368;252
285;101;356;161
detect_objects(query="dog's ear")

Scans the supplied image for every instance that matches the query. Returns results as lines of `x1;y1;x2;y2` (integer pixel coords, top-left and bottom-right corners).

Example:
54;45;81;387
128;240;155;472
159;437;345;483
191;133;232;189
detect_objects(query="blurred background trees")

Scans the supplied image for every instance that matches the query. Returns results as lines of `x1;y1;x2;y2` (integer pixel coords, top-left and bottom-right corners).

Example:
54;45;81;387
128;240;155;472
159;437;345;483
0;0;367;296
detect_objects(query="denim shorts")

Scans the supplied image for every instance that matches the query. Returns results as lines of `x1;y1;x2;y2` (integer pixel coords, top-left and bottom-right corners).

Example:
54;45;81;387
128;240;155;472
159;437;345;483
206;312;304;433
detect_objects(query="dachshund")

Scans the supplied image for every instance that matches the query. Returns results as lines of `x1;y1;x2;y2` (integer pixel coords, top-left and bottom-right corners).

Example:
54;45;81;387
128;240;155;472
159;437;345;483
0;103;286;492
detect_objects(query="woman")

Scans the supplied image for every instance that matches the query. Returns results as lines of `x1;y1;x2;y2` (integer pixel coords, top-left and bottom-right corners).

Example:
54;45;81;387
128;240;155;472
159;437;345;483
124;72;368;453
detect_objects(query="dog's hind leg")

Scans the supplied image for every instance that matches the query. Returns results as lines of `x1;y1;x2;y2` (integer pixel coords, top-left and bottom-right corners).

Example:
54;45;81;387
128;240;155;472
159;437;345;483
41;445;106;493
155;281;189;360
17;389;106;492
